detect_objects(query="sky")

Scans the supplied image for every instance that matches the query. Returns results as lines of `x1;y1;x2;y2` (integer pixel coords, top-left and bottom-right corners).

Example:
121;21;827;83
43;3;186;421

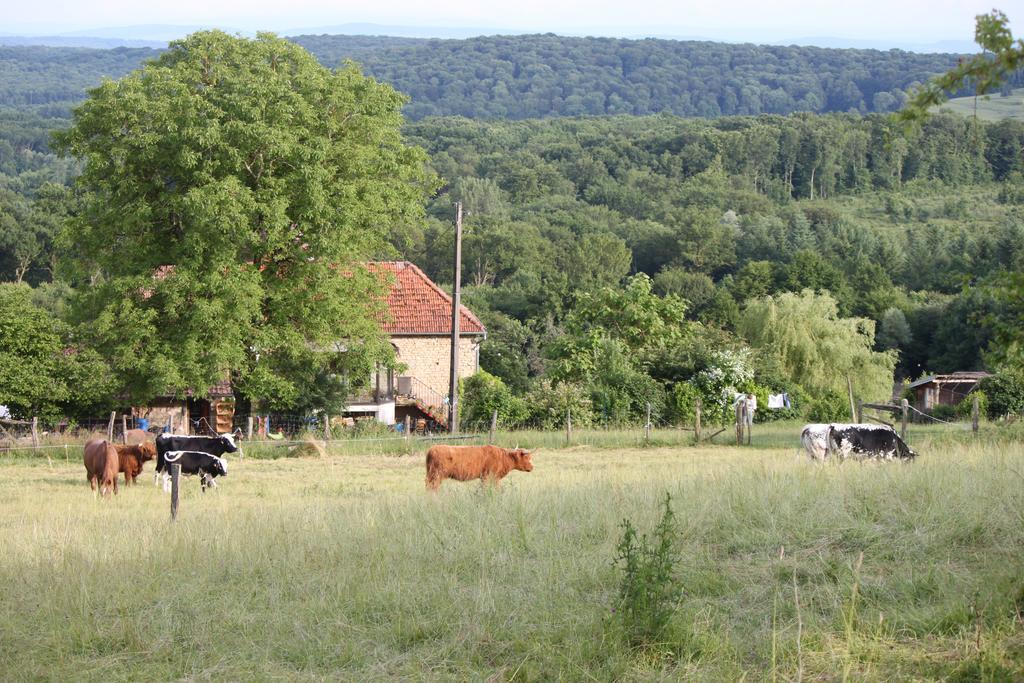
3;0;1019;46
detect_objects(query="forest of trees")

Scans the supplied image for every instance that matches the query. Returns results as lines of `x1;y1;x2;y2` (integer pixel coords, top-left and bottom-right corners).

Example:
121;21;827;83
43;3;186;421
2;30;1023;425
1;34;984;120
391;113;1024;423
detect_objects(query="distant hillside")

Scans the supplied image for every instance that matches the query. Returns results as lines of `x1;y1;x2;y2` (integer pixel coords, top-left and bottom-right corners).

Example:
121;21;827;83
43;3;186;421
0;45;159;111
291;34;965;119
0;36;165;49
1;34;967;121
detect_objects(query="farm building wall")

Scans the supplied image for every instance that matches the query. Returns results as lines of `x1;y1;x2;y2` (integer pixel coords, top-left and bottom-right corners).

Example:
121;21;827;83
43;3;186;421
392;336;480;394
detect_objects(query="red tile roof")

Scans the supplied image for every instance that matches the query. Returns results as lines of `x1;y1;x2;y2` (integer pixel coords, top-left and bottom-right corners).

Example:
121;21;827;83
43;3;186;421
371;261;485;336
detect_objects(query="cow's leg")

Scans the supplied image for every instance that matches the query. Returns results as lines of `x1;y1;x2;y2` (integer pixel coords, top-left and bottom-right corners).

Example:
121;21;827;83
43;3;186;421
200;472;207;493
162;473;171;493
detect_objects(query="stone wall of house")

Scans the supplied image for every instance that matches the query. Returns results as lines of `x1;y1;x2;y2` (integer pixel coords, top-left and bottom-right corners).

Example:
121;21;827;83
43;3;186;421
393;336;480;395
133;401;189;433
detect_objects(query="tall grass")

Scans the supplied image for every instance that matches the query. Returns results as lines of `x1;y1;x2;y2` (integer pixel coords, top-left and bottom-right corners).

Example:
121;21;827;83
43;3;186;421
0;438;1022;679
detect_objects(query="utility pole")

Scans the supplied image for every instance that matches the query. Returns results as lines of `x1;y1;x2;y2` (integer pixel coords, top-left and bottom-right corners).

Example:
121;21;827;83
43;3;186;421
448;202;463;434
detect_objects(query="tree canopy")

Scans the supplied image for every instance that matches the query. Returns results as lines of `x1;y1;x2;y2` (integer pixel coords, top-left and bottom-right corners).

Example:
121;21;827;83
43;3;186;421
52;31;436;407
738;290;896;402
0;34;975;122
0;283;116;419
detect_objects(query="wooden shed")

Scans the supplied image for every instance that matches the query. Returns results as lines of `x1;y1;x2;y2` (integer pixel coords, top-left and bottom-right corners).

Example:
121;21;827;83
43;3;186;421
907;371;991;411
133;379;235;435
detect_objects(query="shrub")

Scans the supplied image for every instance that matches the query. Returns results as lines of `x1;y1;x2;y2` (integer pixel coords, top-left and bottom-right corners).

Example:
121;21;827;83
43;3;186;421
692;348;754;424
954;391;987;420
980;372;1024;419
931;403;958;422
612;493;683;651
667;382;700;425
460;370;529;429
526;379;593;429
808;390;850;422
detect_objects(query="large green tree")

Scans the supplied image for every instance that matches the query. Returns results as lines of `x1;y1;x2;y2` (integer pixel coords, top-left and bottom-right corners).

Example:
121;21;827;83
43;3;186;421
53;31;436;408
0;284;117;420
738;290;896;402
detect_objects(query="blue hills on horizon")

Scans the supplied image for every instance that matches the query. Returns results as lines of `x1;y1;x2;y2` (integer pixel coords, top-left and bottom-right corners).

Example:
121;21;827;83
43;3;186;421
0;22;976;54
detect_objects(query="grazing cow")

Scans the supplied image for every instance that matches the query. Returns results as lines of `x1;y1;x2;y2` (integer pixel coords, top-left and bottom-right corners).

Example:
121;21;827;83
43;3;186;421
154;433;239;484
115;441;157;485
425;445;534;491
827;424;916;461
160;450;228;493
83;439;119;497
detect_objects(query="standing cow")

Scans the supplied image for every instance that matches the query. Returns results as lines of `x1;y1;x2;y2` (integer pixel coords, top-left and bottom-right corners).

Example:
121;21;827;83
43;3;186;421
800;423;866;460
154;433;239;485
161;450;228;492
426;445;534;491
827;425;916;461
115;441;157;485
83;439;120;497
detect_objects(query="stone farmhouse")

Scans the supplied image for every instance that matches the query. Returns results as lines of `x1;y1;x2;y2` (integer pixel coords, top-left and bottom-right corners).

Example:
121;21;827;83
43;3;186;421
347;261;486;428
133;261;485;433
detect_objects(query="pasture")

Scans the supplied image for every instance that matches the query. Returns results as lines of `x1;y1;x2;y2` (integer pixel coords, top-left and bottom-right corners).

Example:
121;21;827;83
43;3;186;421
1;425;1023;680
939;87;1024;122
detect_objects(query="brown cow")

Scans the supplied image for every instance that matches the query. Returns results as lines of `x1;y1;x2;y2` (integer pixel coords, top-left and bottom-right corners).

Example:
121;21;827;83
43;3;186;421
425;445;534;491
83;438;119;497
115;441;157;485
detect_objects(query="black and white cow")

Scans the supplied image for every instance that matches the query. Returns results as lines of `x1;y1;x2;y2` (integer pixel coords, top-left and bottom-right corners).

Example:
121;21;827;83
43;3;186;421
826;424;916;461
154;433;239;485
160;450;228;492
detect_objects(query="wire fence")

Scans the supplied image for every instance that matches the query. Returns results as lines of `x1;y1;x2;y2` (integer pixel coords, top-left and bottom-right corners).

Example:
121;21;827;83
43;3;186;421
1;398;1013;461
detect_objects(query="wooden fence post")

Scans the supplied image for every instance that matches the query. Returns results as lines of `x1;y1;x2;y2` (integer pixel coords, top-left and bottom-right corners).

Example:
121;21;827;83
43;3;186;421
121;414;128;444
846;375;856;422
168;414;174;435
324;413;332;440
694;398;702;443
489;409;498;445
900;399;908;440
31;417;39;448
566;408;572;445
747;405;752;445
735;401;744;445
971;395;979;435
107;412;115;441
856;399;863;424
247;416;254;441
404;415;411;443
170;464;181;521
644;402;652;442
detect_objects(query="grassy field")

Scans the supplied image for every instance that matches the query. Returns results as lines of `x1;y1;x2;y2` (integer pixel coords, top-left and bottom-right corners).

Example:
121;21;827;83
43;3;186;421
1;424;1022;680
938;88;1024;122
